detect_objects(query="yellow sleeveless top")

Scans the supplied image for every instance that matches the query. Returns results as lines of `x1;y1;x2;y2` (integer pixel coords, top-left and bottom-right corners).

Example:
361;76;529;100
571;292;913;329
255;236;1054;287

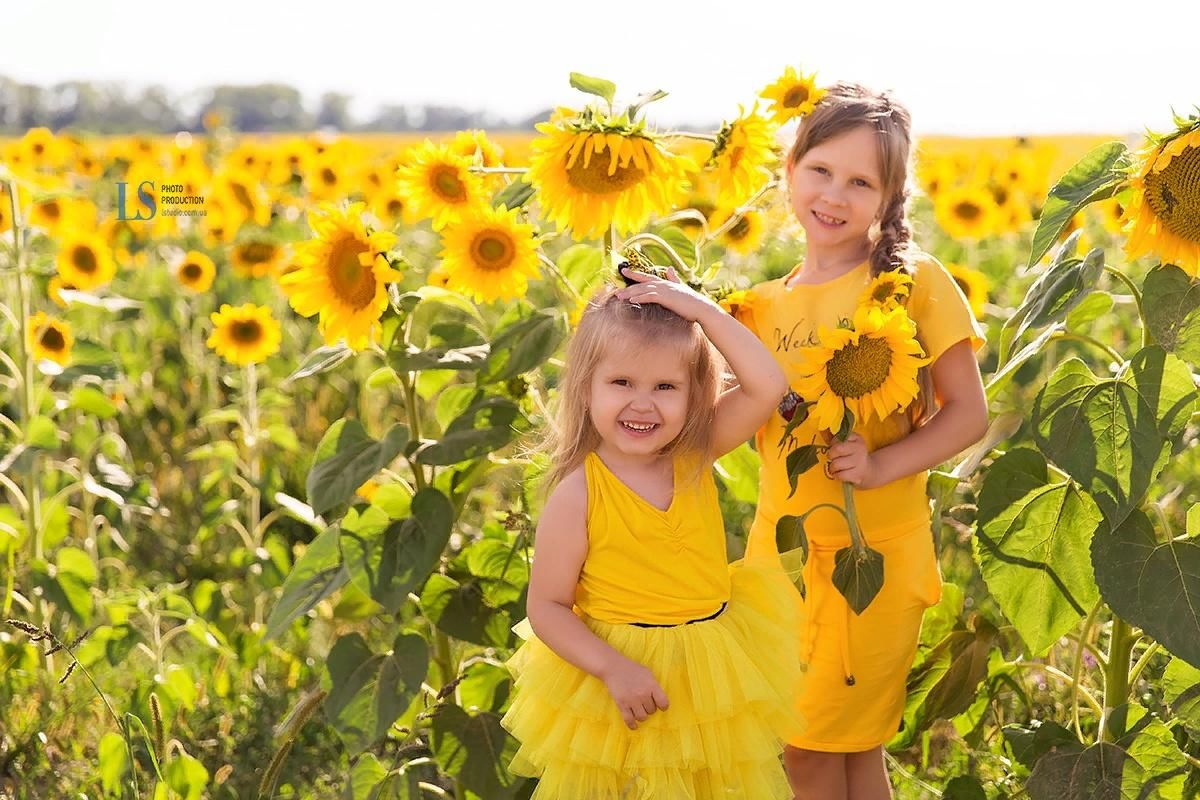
575;451;731;625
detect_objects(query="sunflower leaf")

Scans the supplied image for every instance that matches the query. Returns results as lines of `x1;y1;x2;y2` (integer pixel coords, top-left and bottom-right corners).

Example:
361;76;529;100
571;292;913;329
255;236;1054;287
492;177;534;211
785;445;821;498
1027;141;1131;268
832;543;884;615
1013;247;1105;346
287;343;354;383
626;89;669;121
568;72;616;105
1142;264;1200;367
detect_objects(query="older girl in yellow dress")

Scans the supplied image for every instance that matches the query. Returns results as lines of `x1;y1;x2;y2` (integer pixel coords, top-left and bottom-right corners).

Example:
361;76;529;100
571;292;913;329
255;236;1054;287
501;272;803;799
734;83;989;798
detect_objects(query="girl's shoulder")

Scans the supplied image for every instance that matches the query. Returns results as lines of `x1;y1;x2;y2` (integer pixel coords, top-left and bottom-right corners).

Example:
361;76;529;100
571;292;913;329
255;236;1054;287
543;463;589;520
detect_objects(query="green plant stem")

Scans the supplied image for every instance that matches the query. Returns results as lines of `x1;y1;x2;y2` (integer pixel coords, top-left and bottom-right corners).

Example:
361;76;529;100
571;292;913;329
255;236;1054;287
1101;616;1136;742
1048;331;1124;365
401;371;426;491
842;482;866;552
536;251;581;304
1071;600;1104;740
245;362;262;549
1127;642;1161;690
1010;661;1104;718
1102;265;1147;347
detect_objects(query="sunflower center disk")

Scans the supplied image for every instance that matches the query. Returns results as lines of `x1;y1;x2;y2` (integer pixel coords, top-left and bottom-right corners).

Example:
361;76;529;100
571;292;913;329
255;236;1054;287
783;86;811;108
328;237;378;310
566;150;645;195
471;232;516;272
825;336;894;399
431;166;466;201
73;246;98;274
182;264;203;280
41;327;66;350
230;183;256;217
872;282;898;303
728;216;751;240
230;320;263;344
240;242;277;264
955;201;982;221
1145;145;1200;243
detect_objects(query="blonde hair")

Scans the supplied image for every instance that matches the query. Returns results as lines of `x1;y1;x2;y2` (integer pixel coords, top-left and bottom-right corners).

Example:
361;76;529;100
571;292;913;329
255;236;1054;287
539;285;723;495
786;81;936;425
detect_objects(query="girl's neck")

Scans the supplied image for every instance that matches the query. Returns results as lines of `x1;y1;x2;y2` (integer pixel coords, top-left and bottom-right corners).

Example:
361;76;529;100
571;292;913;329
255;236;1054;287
788;240;871;286
594;443;670;472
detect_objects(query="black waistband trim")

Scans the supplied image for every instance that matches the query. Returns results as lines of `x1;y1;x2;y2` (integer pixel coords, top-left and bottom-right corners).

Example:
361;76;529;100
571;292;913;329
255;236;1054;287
629;601;728;628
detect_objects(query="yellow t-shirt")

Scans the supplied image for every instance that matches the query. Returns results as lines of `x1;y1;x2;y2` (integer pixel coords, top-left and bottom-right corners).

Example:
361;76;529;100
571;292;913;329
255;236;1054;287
736;254;986;552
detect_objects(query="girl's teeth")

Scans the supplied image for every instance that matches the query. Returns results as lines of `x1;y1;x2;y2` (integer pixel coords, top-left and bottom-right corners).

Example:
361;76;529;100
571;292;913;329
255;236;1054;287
814;211;844;225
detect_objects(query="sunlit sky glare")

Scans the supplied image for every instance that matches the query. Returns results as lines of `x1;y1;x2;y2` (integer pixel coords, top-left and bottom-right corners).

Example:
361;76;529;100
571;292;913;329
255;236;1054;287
3;0;1197;136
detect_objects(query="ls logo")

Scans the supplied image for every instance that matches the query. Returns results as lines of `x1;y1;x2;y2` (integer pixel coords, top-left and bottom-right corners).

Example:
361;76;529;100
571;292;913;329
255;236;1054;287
116;181;156;221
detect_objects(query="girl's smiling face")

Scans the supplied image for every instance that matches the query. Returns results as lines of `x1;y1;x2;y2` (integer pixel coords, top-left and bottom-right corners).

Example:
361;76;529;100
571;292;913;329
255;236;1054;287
588;338;691;460
787;125;885;253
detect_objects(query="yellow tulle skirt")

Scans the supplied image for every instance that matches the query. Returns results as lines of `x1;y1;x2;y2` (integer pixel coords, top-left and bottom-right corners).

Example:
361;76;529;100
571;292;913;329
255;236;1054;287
501;560;803;800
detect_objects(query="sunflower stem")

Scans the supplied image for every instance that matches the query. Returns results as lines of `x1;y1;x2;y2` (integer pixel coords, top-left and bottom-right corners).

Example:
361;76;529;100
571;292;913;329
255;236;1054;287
841;480;867;552
1071;599;1104;741
1100;616;1136;742
620;233;698;284
1047;331;1124;367
467;167;528;175
401;370;426;492
1102;265;1147;348
536;251;581;305
664;131;719;144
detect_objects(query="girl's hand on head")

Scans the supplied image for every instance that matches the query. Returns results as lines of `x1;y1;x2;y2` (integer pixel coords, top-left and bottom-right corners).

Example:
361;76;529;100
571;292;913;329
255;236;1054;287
824;432;882;490
616;267;718;322
600;655;670;730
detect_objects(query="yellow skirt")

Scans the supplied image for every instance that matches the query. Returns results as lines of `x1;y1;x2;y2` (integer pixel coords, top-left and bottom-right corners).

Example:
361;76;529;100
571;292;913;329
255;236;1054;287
749;516;942;753
501;560;804;800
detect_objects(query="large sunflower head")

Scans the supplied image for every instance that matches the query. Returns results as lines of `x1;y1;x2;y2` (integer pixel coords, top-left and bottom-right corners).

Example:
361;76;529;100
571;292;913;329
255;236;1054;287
708;104;779;207
27;311;74;366
1123;118;1200;275
527;107;695;239
176;251;217;293
935;186;998;241
56;230;116;291
396;140;487;231
438;205;541;303
230;239;286;278
945;262;990;320
279;202;402;351
206;303;282;366
793;304;930;434
858;269;913;310
759;66;827;126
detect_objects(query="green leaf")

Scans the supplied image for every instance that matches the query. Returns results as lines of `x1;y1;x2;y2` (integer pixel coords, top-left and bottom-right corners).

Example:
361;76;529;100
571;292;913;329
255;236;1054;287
407;288;486;349
1124;345;1198;442
265;525;350;640
70;386;118;419
346;753;387;800
492;177;535;211
1189;504;1200;538
390;343;491;373
480;310;567;383
557;243;605;292
287;342;354;383
162;753;208;800
714;442;761;504
785;444;821;498
1143;264;1200;367
1066;291;1114;332
341;489;453;613
26;415;59;449
626;89;669;121
568;72;616;104
1092;509;1200;668
1003;719;1080;769
831;544;884;615
323;632;430;755
307;420;410;516
989;322;1064;401
1162;657;1200;732
37;546;98;624
643;226;698;269
421;573;516;648
973;480;1102;655
943;776;987;800
977;448;1049;528
98;731;128;795
1032;357;1168;527
416;397;522;466
1027;141;1131;267
430;704;525;800
464;538;530;608
458;661;513;714
1014;246;1105;346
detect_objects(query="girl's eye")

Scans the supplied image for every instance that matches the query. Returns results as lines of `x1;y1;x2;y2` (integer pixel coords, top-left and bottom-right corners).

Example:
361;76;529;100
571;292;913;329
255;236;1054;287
810;166;829;175
853;178;871;188
656;383;675;391
612;379;630;386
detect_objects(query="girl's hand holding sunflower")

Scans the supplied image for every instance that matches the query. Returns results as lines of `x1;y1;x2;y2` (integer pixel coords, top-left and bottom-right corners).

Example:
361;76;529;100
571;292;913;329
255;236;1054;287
823;431;882;489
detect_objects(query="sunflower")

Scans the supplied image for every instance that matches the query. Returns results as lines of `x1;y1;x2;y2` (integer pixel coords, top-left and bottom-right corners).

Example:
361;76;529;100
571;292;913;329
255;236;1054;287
709;104;778;207
677;195;716;239
19;128;67;171
717;289;748;315
858;269;913;310
207;304;282;366
48;276;78;307
0;193;10;234
27;311;73;366
211;170;272;232
56;230;116;290
710;207;765;254
176;251;216;292
230;239;286;278
793;304;930;434
1095;197;1126;235
355;480;381;502
306;157;346;203
945;262;990;320
439;205;540;303
450;130;505;168
396;140;486;230
1123;120;1200;275
759;66;827;125
935;186;997;241
527;108;694;239
279;202;401;351
30;195;95;235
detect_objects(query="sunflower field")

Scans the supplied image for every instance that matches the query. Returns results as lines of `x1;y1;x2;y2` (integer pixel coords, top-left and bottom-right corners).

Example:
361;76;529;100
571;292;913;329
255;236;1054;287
2;68;1199;799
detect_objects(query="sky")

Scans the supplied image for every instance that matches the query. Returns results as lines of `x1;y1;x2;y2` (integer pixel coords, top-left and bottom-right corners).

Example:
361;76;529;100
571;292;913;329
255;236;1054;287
2;0;1197;136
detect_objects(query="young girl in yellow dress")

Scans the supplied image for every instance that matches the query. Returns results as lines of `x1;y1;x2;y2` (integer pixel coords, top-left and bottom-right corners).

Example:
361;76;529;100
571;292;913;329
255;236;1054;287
501;269;803;799
733;83;989;798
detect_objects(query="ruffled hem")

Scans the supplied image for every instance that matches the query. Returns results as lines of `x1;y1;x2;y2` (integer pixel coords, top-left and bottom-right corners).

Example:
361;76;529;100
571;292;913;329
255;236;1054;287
501;558;803;800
